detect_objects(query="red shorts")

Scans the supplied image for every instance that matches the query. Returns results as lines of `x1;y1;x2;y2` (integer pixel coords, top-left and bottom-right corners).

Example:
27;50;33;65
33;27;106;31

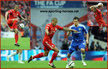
7;19;18;29
43;40;55;51
98;20;107;26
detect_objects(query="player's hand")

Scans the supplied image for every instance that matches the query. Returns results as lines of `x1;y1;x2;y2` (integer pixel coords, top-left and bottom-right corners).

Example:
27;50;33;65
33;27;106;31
12;18;19;21
86;39;89;44
5;18;7;22
24;18;27;21
47;32;50;35
72;29;78;32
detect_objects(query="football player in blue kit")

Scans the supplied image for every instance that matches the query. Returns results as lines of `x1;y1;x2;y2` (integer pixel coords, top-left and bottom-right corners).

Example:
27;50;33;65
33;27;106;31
66;17;89;68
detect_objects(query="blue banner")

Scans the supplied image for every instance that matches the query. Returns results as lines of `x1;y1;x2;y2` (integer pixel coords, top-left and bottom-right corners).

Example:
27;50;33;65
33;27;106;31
1;50;107;61
31;1;83;8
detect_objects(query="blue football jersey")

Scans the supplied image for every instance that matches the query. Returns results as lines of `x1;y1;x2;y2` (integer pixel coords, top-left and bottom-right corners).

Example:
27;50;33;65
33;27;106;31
69;24;88;41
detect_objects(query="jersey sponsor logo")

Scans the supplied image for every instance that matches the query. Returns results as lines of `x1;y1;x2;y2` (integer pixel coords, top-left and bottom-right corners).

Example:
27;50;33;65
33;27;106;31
50;28;56;34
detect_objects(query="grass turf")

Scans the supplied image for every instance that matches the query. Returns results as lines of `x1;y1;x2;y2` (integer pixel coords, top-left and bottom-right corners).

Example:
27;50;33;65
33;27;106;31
1;37;30;49
1;61;107;68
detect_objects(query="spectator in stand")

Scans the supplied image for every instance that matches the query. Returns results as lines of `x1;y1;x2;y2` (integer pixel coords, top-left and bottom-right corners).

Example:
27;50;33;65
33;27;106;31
95;41;104;51
34;43;42;49
90;41;96;51
61;40;69;50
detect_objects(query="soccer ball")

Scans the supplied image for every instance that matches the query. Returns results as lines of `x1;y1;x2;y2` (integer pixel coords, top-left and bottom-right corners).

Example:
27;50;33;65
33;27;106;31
19;23;24;29
68;61;75;68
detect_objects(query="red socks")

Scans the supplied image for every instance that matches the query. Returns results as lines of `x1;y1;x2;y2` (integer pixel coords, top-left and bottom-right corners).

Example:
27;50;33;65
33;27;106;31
15;33;18;44
32;52;58;63
49;52;58;63
33;53;45;59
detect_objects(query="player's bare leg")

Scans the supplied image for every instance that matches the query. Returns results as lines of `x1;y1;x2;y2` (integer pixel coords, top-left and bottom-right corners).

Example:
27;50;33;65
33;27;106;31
14;29;20;46
67;53;71;63
17;50;24;64
7;50;18;61
48;46;59;68
66;53;71;68
81;48;87;66
28;50;49;63
7;50;24;63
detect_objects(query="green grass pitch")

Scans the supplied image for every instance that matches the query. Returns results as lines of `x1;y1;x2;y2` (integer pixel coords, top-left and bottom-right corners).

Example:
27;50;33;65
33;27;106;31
1;61;107;68
1;37;30;49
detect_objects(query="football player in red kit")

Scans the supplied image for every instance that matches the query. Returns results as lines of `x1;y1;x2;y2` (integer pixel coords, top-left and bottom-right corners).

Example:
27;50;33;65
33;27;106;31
5;5;26;46
28;18;77;68
90;3;107;27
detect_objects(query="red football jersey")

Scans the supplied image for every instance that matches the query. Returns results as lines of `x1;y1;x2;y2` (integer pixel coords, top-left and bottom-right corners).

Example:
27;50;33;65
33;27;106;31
43;23;63;41
94;9;105;23
8;9;21;19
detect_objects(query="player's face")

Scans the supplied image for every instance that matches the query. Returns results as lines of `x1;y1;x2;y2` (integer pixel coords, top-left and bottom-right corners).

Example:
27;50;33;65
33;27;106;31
73;19;79;26
98;5;102;9
14;6;19;11
52;20;58;26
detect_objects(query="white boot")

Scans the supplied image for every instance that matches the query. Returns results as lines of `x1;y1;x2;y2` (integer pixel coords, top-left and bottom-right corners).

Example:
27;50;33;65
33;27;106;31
82;60;87;66
18;60;24;64
66;64;69;68
18;53;24;64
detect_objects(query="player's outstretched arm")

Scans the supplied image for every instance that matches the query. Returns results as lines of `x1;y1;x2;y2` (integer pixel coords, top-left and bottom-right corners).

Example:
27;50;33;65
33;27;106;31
5;12;8;22
85;33;89;44
90;3;103;11
90;5;97;11
18;12;27;21
63;27;77;32
45;29;50;35
21;16;27;21
67;31;71;36
5;12;11;30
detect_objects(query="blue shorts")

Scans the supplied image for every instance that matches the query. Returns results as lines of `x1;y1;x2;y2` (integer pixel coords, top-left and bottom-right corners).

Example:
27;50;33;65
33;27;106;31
68;40;86;54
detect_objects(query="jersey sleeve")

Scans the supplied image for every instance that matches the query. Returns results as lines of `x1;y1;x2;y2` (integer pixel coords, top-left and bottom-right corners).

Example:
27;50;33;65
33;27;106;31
56;25;63;30
96;9;101;14
8;9;13;14
45;24;50;30
69;26;72;29
18;11;21;18
83;25;88;34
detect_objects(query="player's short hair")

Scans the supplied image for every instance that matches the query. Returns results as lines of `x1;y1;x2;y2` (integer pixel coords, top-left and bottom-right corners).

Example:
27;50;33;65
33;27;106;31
73;17;79;21
98;2;103;7
14;5;19;8
52;18;58;21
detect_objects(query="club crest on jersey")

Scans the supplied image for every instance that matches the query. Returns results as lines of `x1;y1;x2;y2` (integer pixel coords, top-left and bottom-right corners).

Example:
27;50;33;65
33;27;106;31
55;28;57;31
79;28;81;30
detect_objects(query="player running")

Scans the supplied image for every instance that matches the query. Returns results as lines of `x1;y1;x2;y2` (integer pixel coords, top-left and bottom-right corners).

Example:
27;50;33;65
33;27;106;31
5;5;26;46
28;18;77;68
7;50;24;64
66;17;89;68
90;3;107;26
